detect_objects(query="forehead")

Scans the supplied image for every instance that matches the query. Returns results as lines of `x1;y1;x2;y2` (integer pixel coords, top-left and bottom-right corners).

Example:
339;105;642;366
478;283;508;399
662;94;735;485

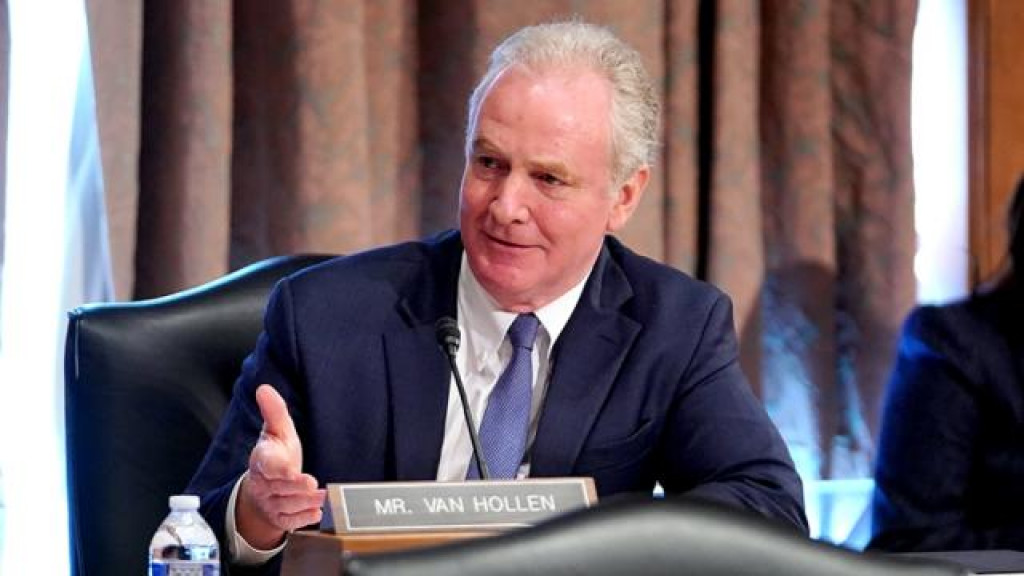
472;65;613;157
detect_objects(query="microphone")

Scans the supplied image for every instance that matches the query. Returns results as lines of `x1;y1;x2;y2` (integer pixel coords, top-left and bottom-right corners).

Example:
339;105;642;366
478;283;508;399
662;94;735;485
435;316;490;480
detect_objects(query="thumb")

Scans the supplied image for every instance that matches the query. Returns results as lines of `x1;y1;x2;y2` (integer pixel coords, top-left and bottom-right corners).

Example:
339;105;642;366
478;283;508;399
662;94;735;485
255;384;298;443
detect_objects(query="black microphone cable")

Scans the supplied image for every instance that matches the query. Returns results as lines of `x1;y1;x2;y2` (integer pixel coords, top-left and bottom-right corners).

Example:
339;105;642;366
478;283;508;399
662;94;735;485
435;316;491;480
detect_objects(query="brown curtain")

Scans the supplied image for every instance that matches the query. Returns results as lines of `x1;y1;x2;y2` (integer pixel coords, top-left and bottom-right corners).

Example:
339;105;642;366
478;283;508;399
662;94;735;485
85;0;917;480
0;0;8;351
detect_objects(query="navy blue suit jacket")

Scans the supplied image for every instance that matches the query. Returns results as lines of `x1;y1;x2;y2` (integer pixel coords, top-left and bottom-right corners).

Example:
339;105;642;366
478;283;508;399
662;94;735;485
188;231;806;569
870;285;1024;551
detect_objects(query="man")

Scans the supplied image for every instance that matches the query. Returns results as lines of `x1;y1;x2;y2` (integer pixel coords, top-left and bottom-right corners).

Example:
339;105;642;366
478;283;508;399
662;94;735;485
188;20;807;573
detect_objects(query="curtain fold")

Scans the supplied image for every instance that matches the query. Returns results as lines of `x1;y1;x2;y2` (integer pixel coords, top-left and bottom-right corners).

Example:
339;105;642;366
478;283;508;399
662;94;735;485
136;1;233;299
0;1;9;526
828;0;918;477
0;0;9;346
84;0;142;301
85;0;918;479
758;0;843;479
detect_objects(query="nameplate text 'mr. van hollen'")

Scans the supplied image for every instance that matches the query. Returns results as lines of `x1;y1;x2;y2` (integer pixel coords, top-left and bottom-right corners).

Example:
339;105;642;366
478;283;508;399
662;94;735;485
321;478;596;533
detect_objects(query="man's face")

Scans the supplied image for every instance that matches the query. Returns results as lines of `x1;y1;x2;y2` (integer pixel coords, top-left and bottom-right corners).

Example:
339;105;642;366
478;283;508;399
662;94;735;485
459;65;647;312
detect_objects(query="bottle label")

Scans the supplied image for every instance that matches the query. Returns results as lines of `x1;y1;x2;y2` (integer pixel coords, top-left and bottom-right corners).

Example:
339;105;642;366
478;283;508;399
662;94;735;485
149;562;219;576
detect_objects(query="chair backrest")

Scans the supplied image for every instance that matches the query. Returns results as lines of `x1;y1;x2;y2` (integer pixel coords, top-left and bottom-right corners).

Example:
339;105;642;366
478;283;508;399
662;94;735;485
344;497;968;576
64;254;333;576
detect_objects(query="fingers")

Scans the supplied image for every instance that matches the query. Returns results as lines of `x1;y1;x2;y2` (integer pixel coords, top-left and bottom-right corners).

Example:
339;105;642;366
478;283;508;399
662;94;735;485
250;484;325;518
244;472;326;530
256;384;298;442
237;472;325;548
275;505;325;532
252;473;320;496
257;486;326;521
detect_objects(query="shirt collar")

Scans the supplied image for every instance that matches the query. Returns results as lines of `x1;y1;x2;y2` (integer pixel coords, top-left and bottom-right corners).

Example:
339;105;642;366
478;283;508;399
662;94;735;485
457;254;590;372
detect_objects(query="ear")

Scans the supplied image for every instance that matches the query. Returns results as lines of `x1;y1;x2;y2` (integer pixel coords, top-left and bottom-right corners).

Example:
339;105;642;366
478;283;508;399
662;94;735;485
606;166;649;232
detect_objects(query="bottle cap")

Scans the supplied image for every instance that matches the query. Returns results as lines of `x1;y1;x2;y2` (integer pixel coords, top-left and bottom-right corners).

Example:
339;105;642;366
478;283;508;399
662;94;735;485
169;495;200;510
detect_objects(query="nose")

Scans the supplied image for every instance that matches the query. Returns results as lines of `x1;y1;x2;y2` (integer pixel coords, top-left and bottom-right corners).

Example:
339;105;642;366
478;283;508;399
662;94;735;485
489;172;531;225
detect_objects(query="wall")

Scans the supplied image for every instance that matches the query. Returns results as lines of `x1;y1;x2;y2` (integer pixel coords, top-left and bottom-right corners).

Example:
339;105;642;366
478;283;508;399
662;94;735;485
970;0;1024;282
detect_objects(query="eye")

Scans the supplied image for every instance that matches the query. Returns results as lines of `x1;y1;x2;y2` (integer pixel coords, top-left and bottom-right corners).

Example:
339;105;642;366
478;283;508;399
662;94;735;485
536;172;565;187
472;155;508;180
476;155;502;171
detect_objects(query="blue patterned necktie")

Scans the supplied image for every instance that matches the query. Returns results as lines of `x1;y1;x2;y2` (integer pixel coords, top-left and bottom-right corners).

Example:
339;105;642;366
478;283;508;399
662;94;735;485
467;313;540;480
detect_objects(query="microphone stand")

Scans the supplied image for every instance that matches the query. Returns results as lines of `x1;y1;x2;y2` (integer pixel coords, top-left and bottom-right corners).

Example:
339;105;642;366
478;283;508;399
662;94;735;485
436;317;490;480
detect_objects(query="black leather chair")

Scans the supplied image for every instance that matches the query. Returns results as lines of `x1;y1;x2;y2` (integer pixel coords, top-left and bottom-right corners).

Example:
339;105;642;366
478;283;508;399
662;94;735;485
344;497;967;576
64;254;333;576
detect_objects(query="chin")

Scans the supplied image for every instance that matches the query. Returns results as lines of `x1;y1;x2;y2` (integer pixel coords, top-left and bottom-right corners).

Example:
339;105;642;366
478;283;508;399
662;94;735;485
477;264;526;293
475;266;536;308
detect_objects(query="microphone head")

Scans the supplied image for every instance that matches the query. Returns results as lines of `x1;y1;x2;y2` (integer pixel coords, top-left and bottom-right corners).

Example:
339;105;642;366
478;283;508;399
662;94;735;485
435;316;461;354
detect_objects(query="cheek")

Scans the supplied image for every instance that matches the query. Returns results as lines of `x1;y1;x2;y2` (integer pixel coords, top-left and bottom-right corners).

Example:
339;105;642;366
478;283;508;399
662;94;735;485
540;202;607;239
459;183;486;221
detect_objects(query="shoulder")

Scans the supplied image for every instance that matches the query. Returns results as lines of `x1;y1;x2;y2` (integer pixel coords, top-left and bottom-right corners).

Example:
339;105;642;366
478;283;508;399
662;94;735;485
894;291;1017;397
267;230;461;326
900;292;1005;356
603;236;729;320
283;230;459;295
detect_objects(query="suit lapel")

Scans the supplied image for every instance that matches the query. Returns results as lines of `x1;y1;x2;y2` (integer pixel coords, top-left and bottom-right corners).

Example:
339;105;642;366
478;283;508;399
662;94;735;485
385;232;462;480
530;241;640;477
385;324;451;480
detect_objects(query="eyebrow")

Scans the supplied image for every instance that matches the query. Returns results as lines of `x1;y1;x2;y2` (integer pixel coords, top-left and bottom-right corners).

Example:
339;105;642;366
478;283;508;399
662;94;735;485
470;137;500;156
529;159;574;183
471;138;577;184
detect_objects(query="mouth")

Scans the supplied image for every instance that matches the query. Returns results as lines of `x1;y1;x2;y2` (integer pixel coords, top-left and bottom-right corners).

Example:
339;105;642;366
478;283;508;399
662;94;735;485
484;232;532;250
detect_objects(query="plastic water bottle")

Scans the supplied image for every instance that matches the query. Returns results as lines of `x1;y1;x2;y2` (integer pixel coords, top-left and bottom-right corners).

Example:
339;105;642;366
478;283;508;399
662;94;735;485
148;494;220;576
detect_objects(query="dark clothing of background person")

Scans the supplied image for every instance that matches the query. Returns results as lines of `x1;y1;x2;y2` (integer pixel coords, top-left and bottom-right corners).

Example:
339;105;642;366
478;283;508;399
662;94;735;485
870;281;1024;551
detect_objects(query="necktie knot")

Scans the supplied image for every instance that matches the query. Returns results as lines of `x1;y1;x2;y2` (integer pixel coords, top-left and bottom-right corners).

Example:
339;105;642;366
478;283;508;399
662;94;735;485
507;313;539;350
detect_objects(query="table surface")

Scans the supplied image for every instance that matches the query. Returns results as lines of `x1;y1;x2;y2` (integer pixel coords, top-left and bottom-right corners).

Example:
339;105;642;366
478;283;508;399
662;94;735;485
900;549;1024;574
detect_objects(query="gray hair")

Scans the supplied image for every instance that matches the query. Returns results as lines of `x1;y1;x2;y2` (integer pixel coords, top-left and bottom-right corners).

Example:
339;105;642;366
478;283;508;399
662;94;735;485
465;20;661;186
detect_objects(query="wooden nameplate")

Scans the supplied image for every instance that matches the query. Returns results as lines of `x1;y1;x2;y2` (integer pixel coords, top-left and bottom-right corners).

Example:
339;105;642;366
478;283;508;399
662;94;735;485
281;477;596;576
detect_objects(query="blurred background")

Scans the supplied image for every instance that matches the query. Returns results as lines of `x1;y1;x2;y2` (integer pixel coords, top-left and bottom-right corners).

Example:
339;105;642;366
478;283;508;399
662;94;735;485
1;0;1020;573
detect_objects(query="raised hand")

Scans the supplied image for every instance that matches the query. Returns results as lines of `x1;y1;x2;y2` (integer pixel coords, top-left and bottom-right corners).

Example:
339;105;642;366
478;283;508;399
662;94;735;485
236;384;326;549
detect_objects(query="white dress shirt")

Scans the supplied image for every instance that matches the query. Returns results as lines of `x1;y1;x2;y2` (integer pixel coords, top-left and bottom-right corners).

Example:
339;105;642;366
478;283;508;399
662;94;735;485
227;253;589;563
436;255;586;480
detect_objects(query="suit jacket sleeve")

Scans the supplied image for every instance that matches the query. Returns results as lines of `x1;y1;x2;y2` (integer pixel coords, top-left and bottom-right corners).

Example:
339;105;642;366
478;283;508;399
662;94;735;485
660;294;808;533
187;278;308;574
870;304;1024;551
